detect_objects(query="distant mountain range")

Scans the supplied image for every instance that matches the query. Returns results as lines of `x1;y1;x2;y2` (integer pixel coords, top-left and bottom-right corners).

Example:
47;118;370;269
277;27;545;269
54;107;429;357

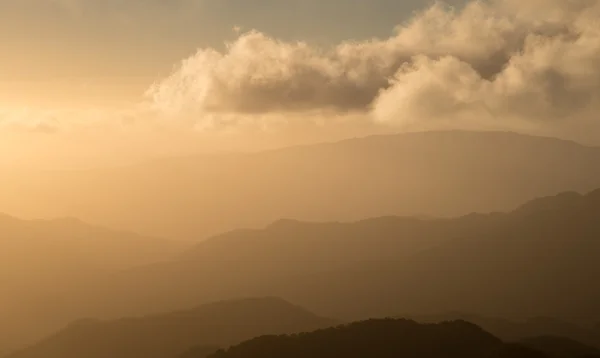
0;214;189;354
7;131;600;238
8;298;600;358
6;298;336;358
49;188;600;331
5;187;600;353
268;189;600;322
4;131;600;355
64;212;506;319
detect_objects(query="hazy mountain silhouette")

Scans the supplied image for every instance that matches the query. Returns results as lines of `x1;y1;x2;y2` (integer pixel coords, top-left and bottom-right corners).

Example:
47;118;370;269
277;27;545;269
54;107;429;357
518;336;600;358
6;297;336;358
0;214;189;354
205;318;548;358
67;213;506;319
7;188;600;353
10;131;600;238
268;189;600;322
62;188;600;329
405;314;600;349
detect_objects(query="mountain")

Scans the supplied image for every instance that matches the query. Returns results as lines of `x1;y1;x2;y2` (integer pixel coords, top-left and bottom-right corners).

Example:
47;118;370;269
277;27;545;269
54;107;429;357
6;298;337;358
0;214;189;354
405;314;600;349
204;318;546;358
7;131;600;238
267;189;600;322
0;214;185;273
66;213;506;319
519;336;600;358
9;187;600;353
67;188;600;327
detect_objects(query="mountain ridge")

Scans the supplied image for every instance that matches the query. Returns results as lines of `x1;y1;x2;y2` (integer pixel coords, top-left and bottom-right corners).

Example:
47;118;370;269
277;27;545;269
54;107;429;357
0;213;190;354
6;297;337;358
8;130;600;239
48;187;600;329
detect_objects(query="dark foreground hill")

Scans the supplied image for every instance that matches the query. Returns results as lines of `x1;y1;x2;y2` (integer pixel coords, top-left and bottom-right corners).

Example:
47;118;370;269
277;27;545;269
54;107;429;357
10;130;600;238
203;319;548;358
406;314;600;349
6;298;336;358
518;336;600;358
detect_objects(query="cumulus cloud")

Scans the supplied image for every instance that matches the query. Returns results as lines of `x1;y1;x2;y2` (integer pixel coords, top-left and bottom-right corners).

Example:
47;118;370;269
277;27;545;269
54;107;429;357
5;0;600;143
147;0;600;138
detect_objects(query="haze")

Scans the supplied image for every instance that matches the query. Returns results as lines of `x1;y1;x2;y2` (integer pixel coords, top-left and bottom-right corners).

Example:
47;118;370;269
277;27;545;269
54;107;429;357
2;1;600;358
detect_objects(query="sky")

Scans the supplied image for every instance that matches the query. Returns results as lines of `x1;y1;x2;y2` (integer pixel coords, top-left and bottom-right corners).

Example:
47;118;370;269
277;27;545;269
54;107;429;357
1;0;458;107
3;0;600;169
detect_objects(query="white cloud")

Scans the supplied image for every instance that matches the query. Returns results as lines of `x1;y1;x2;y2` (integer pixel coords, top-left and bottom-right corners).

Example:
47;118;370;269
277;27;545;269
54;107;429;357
145;0;600;140
5;0;600;146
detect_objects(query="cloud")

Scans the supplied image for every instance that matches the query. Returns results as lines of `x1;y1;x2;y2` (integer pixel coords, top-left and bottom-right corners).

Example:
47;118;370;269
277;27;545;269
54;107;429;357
5;0;600;146
146;0;600;138
146;30;392;115
0;105;151;135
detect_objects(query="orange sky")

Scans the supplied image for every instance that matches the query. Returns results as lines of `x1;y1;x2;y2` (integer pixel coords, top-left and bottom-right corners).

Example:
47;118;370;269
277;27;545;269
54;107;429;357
2;0;600;170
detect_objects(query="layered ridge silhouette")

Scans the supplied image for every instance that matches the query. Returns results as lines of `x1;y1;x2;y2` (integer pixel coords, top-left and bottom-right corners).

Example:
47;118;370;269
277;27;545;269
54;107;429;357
56;188;600;328
8;299;600;358
6;298;336;358
406;313;600;350
9;131;600;238
0;215;188;353
4;173;600;353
